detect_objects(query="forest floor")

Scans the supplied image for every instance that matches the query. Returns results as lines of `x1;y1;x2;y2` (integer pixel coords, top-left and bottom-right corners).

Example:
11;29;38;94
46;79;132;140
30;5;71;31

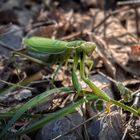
0;0;140;140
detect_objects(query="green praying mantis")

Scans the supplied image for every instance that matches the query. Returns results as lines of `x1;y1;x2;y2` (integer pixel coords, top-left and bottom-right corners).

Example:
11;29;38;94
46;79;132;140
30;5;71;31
25;37;140;116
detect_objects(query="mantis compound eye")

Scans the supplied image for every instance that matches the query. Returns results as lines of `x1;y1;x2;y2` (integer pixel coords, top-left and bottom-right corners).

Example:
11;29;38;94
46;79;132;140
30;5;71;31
81;42;96;56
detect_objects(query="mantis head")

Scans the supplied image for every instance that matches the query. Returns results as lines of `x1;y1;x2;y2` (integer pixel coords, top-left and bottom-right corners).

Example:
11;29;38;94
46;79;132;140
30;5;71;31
80;42;96;56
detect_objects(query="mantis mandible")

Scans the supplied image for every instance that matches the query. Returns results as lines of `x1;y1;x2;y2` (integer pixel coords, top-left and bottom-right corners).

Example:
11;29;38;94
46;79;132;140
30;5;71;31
25;37;140;116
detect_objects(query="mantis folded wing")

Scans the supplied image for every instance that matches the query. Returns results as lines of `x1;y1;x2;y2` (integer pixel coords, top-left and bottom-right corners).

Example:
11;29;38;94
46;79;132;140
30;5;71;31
25;37;140;116
25;37;95;63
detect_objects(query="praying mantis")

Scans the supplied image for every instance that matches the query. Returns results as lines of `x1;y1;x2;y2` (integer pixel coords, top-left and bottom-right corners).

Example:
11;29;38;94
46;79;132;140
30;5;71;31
25;37;140;116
